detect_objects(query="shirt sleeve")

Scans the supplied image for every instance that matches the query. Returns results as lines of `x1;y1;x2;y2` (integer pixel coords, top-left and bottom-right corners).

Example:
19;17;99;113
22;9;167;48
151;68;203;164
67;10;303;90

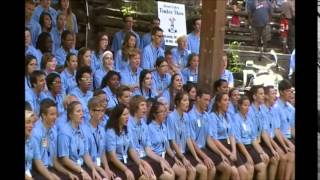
57;133;70;158
31;138;41;160
105;129;116;153
208;113;218;139
166;114;176;141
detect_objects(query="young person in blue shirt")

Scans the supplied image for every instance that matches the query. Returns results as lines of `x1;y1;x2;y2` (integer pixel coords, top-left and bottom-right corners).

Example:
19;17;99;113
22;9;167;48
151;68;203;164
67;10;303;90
208;92;249;180
69;66;93;122
56;0;78;34
52;13;66;51
133;69;158;99
25;28;42;68
140;17;165;50
26;70;48;117
55;30;78;67
93;89;110;128
40;53;57;75
115;85;132;108
262;86;289;180
26;110;59;180
171;35;191;70
25;0;42;47
162;74;184;111
111;14;141;53
45;73;65;116
83;97;120;179
36;32;54;66
91;32;110;72
57;101;100;180
207;79;229;112
166;92;207;180
39;12;55;53
187;88;233;180
25;55;39;91
77;47;93;72
32;0;58;27
152;57;172;96
181;53;199;84
220;53;234;88
56;95;78;129
100;70;121;109
232;96;268;180
105;104;155;180
187;17;201;54
114;31;137;71
183;82;197;112
32;99;77;179
141;27;165;70
127;95;174;179
147;101;188;179
94;51;114;89
227;88;241;116
60;52;78;94
120;48;143;91
274;80;295;180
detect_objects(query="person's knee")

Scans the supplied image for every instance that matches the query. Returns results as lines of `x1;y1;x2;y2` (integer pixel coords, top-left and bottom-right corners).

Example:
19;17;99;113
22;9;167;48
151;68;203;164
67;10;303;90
196;164;208;175
255;162;266;173
160;171;174;180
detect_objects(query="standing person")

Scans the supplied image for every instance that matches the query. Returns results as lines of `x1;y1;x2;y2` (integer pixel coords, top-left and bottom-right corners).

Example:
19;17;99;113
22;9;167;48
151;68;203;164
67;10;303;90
57;101;100;180
181;53;199;84
32;0;58;27
280;0;295;52
111;14;141;53
274;80;295;180
60;52;78;94
187;17;201;54
55;30;78;67
69;66;93;122
25;110;58;180
142;27;165;70
120;48;143;91
147;101;188;179
141;17;165;49
26;70;48;116
248;0;272;51
25;55;39;91
105;104;155;180
171;35;191;70
45;73;65;116
230;0;241;27
228;88;241;116
114;31;138;71
127;95;174;179
279;13;289;53
91;32;110;72
134;69;158;99
83;97;120;179
152;57;172;96
232;96;268;180
188;88;233;180
208;92;249;180
162;74;184;111
94;51;114;89
57;0;78;34
261;86;288;180
100;71;121;109
32;99;77;179
166;92;208;180
220;53;234;88
25;0;42;47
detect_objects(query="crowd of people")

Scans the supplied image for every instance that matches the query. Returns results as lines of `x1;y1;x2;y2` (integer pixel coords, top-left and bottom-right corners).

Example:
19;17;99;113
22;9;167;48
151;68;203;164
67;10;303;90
25;0;295;179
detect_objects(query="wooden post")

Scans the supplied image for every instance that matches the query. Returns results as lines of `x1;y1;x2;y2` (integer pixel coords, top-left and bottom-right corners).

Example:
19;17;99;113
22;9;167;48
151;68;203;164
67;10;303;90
198;0;226;95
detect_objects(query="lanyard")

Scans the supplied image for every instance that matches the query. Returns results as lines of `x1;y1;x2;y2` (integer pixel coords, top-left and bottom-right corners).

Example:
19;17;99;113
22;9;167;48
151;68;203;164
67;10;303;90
92;129;100;154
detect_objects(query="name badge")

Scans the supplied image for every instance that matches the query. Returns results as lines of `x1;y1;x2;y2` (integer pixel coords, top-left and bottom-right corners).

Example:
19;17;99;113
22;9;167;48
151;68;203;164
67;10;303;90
197;119;201;127
161;152;166;159
77;159;83;166
139;149;145;158
227;137;230;145
41;138;48;148
189;76;194;82
25;169;32;177
123;155;128;164
96;157;101;167
242;123;247;131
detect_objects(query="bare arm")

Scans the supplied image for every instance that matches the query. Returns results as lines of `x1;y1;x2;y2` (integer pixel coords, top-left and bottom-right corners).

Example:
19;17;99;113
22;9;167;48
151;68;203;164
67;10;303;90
207;136;224;157
33;159;53;180
53;156;76;178
186;138;201;162
60;156;83;174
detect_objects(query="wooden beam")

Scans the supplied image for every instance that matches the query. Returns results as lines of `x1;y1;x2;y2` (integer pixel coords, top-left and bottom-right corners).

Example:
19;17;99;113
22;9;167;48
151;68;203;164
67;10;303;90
198;0;226;95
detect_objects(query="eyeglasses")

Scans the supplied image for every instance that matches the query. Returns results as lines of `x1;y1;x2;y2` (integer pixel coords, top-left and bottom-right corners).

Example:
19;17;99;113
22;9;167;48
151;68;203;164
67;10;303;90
81;77;92;82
